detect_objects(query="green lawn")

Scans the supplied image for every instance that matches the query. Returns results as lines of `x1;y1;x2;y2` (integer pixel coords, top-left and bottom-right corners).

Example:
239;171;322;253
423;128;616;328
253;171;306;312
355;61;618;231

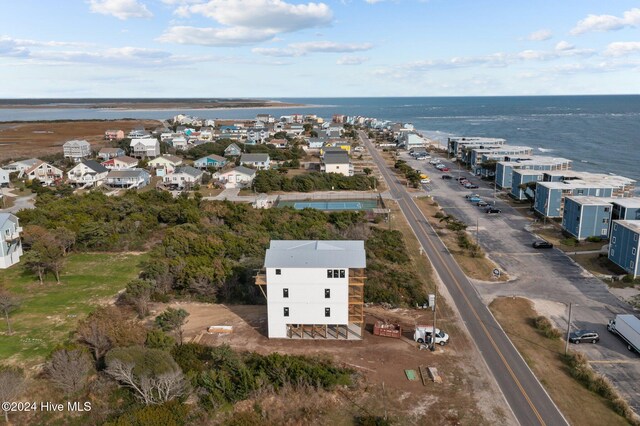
0;252;148;365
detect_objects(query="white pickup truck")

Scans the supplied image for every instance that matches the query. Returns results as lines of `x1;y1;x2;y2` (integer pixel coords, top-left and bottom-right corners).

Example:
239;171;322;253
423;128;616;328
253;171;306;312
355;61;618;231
414;326;449;346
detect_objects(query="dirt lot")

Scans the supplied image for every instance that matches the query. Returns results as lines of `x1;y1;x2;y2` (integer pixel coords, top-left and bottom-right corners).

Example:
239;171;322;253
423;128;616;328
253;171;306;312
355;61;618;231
0;119;161;161
153;302;514;425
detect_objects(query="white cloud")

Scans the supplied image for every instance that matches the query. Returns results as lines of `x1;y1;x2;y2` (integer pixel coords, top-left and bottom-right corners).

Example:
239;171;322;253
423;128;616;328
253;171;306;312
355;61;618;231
526;29;552;41
253;41;373;57
88;0;153;20
158;26;277;46
0;38;30;57
187;0;332;32
555;41;574;51
604;41;640;57
365;0;385;3
337;56;369;65
571;8;640;35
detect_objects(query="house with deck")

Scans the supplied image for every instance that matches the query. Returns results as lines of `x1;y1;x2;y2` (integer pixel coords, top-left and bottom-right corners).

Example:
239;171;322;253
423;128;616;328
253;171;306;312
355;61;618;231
67;160;108;187
0;168;10;187
148;154;183;176
240;153;270;170
63;140;91;161
24;160;63;186
255;240;366;339
98;147;125;160
496;156;573;191
105;169;150;189
2;158;39;173
104;130;125;141
224;143;242;157
0;213;23;269
130;138;160;158
214;166;256;188
321;151;353;177
562;196;614;240
163;165;203;189
102;155;138;170
194;154;227;169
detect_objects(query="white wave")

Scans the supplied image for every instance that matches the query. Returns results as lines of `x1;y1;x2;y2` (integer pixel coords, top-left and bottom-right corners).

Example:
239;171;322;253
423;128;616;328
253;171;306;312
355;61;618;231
537;147;554;152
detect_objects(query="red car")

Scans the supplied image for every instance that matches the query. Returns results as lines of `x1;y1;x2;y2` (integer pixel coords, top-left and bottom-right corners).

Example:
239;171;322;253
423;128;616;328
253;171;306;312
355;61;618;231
441;167;450;172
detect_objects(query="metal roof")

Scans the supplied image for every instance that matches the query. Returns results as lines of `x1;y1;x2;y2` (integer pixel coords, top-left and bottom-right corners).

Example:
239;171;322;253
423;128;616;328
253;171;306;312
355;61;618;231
265;240;366;268
241;153;270;162
0;213;18;229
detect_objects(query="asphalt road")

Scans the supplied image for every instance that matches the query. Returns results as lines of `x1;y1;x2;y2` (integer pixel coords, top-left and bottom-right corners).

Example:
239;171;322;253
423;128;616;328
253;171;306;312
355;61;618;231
360;131;568;426
412;153;640;413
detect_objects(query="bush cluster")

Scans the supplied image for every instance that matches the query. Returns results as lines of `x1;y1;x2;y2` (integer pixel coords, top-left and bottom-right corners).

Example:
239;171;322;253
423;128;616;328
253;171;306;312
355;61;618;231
253;170;376;193
533;316;562;339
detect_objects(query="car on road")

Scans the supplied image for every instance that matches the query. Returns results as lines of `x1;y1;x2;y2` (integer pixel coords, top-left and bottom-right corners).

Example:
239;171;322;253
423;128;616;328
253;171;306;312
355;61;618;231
465;193;480;199
429;159;441;165
456;177;467;181
436;164;446;169
460;179;470;185
468;196;482;203
466;184;479;189
420;178;431;184
477;201;489;207
441;167;450;172
442;175;453;180
532;240;554;249
569;330;600;344
485;207;501;214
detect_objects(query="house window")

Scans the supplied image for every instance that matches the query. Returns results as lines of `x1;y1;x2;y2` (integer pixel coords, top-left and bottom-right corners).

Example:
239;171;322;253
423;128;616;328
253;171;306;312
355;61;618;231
275;269;281;275
327;269;333;278
325;308;331;317
612;237;616;244
604;207;610;212
613;224;618;231
333;269;339;278
325;289;330;298
603;219;609;224
284;307;289;317
339;270;345;278
632;248;637;256
601;229;608;236
283;288;289;298
631;261;635;269
611;249;615;257
635;234;639;241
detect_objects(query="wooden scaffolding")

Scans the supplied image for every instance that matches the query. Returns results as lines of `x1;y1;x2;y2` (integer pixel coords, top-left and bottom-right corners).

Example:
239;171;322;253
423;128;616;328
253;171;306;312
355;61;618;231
348;268;365;337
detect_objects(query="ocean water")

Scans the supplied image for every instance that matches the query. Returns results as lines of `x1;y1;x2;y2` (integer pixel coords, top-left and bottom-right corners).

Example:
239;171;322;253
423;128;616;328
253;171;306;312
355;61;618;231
0;96;639;181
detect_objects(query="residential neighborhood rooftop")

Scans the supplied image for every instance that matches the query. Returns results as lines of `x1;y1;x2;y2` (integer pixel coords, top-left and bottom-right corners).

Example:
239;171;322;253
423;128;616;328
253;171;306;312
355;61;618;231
241;153;269;162
265;240;366;269
615;220;640;233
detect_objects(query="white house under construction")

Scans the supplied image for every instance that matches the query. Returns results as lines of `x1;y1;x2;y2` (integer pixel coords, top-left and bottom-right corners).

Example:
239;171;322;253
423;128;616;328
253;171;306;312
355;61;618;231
256;240;366;339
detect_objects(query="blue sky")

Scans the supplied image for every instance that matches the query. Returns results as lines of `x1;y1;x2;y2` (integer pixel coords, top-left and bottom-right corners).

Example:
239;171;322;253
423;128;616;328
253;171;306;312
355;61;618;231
0;0;639;97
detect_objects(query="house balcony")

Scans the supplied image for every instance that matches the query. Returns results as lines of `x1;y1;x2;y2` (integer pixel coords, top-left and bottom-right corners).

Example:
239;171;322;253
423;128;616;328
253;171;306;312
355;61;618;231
254;269;266;286
4;229;21;242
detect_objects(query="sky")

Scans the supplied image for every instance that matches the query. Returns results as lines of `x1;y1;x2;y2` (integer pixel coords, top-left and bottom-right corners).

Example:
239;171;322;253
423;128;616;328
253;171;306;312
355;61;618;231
0;0;639;98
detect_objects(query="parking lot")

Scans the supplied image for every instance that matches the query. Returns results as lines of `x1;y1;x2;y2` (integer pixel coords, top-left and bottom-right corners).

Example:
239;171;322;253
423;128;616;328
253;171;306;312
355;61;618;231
401;150;640;411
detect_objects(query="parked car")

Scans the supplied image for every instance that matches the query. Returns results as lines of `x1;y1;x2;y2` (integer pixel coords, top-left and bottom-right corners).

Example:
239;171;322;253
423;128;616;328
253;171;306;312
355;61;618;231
468;196;482;203
429;159;441;165
420;178;431;184
441;167;450;172
485;207;501;214
436;164;446;170
459;180;469;185
569;330;600;344
456;177;467;181
532;240;554;249
442;175;453;180
465;193;480;199
477;201;489;207
467;184;479;189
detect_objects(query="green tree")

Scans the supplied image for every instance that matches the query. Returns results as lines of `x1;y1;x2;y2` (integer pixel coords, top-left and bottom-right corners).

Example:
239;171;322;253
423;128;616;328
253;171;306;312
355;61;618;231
155;308;190;345
0;290;20;335
125;279;155;318
145;330;176;351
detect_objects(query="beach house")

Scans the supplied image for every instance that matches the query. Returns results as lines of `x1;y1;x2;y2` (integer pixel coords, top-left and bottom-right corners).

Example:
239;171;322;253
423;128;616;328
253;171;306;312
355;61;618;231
224;143;242;157
102;155;138;170
67;160;108;187
23;160;64;186
148;154;183;176
447;137;506;160
496;156;572;191
240;153;270;170
2;158;39;173
194;154;227;169
98;147;125;160
63;139;91;161
255;240;366;339
0;213;23;269
0;168;10;187
321;150;353;177
608;221;640;278
562;196;614;240
214;166;256;188
163;165;203;189
130;138;160;158
105;169;150;189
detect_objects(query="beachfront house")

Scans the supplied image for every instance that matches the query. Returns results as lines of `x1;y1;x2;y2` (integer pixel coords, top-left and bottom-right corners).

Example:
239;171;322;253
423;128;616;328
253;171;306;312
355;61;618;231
170;136;189;150
224;143;242;157
240;153;270;170
98;147;125;160
255;240;366;339
0;213;23;269
102;155;138;170
128;127;150;139
214;166;256;188
24;160;64;186
321;150;353;177
163;165;203;189
447;137;507;160
67;160;108;187
63;139;91;161
194;154;227;169
496;156;573;190
608;220;640;278
105;168;150;189
130;138;160;158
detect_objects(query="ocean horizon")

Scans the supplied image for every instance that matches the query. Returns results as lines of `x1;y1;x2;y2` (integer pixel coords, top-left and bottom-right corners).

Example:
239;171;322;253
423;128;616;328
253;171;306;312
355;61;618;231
1;95;639;183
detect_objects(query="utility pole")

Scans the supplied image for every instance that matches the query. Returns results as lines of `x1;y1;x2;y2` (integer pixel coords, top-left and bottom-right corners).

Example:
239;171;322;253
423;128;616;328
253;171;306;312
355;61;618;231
431;290;438;351
476;217;480;244
564;302;573;356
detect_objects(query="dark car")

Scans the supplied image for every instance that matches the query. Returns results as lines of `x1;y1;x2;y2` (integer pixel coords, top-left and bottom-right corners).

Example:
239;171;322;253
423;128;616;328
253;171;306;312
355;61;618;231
477;201;489;207
441;175;453;180
467;184;479;189
485;207;501;214
532;241;554;249
456;177;467;181
569;330;599;344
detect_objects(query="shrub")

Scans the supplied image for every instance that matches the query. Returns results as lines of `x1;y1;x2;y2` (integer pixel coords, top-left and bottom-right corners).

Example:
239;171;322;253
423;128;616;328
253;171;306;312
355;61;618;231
434;211;445;219
586;236;603;243
560;237;578;247
533;316;562;339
